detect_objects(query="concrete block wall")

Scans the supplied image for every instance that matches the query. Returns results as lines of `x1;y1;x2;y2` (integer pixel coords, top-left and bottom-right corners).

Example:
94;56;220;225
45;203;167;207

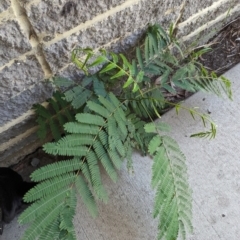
0;0;239;166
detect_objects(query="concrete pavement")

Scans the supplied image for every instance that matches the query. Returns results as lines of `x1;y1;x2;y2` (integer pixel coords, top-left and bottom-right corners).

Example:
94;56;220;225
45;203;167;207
1;63;240;240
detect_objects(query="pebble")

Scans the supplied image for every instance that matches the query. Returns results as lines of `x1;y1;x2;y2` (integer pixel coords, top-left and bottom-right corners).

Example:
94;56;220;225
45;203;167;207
31;158;40;167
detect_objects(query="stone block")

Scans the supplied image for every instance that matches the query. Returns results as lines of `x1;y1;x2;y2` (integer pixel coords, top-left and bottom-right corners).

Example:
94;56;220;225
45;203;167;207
21;0;126;36
0;81;53;126
0;114;36;147
55;28;145;81
178;0;240;37
43;0;180;73
0;54;52;126
56;63;84;82
0;20;32;67
0;0;11;13
181;0;214;21
0;130;50;167
0;55;45;104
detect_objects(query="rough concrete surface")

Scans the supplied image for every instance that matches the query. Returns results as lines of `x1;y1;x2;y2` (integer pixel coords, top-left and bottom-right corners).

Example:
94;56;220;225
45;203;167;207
178;0;239;37
22;0;126;35
160;63;240;240
55;28;144;81
0;54;53;126
0;81;53;126
0;0;239;167
1;63;240;239
0;55;44;104
42;0;179;73
0;19;32;67
0;0;10;13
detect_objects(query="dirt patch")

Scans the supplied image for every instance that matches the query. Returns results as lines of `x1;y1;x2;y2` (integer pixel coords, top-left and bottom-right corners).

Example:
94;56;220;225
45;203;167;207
200;17;240;75
11;16;240;180
11;149;56;182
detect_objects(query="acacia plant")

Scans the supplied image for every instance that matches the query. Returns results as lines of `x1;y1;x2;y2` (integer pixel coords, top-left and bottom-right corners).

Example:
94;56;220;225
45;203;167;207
18;24;232;240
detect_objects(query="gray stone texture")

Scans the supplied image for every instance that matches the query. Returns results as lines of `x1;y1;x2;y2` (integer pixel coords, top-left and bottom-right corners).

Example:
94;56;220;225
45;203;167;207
56;63;85;82
21;0;127;35
0;55;44;104
110;30;145;55
0;20;32;67
0;54;53;127
56;30;145;81
0;114;36;147
0;130;52;167
43;0;180;73
178;0;240;37
0;81;53;126
0;0;10;13
180;11;240;47
181;0;218;21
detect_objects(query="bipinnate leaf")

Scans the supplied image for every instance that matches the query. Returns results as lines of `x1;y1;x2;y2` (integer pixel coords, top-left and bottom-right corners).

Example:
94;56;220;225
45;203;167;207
149;135;193;240
29;22;233;240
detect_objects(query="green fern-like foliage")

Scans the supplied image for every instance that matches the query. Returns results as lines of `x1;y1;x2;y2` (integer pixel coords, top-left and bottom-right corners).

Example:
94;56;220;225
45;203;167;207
148;134;192;239
19;93;135;239
33;91;76;141
22;23;233;240
33;74;108;141
71;24;231;120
